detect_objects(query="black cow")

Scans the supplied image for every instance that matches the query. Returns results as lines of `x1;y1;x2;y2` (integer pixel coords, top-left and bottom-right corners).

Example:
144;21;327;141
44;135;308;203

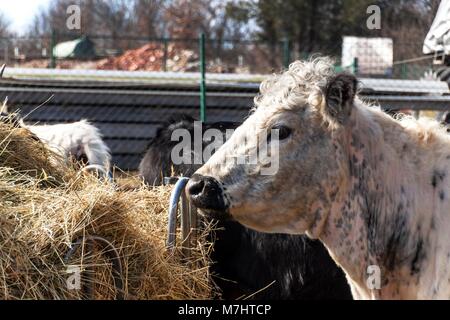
139;115;237;185
139;115;352;300
441;111;450;131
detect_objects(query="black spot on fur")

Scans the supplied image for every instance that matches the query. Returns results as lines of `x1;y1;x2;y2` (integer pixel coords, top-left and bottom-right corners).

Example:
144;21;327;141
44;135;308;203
383;213;409;271
431;169;446;188
410;239;424;275
362;159;367;169
440;190;445;201
363;186;411;272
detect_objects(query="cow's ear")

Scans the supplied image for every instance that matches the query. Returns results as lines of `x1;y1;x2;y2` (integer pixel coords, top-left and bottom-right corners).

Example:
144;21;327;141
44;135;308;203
324;73;358;124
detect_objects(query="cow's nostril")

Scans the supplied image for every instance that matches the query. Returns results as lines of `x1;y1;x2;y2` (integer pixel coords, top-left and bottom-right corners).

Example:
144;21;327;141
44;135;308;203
187;174;227;214
188;178;205;197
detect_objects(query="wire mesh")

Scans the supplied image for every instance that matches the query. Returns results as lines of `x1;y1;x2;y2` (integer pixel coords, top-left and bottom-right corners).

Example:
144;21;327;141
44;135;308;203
0;34;448;171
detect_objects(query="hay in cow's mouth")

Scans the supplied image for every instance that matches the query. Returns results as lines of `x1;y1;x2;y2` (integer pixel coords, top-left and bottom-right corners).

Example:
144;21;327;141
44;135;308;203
197;208;233;222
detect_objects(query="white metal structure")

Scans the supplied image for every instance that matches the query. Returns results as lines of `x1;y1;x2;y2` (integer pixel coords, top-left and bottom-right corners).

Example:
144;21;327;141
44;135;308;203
423;0;450;56
342;36;393;75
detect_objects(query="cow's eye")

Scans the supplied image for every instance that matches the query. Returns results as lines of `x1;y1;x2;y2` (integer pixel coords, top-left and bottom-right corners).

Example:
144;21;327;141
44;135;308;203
268;125;292;141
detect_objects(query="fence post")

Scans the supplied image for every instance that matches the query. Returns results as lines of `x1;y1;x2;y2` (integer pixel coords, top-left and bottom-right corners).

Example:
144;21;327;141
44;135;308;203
282;38;290;69
50;29;56;69
401;63;408;79
3;39;8;65
199;33;206;123
352;57;359;75
163;37;168;72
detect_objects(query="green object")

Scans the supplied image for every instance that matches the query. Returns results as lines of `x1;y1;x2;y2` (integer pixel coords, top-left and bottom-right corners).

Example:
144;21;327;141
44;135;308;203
401;64;408;79
353;57;359;74
199;33;206;123
50;29;56;69
163;38;168;72
282;38;290;69
53;36;96;59
334;65;344;72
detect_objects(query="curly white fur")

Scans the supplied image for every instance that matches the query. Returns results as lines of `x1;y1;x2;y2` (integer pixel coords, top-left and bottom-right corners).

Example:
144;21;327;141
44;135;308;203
27;120;111;169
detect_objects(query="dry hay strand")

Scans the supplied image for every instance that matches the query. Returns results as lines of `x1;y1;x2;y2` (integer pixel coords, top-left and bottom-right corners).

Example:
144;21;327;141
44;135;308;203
0;124;215;300
0;122;74;185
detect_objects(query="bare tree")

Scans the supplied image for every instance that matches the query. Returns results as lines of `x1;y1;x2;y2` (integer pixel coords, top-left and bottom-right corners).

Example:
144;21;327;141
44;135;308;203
27;0;134;37
0;12;11;37
132;0;166;38
91;0;134;38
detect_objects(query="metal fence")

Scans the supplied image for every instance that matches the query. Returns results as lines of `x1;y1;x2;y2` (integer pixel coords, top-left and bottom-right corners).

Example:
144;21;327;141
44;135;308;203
1;68;449;171
0;33;439;79
1;33;449;171
0;33;291;74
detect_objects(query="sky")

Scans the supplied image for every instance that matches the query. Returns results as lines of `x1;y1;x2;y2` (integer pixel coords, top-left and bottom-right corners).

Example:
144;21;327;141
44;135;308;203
0;0;50;35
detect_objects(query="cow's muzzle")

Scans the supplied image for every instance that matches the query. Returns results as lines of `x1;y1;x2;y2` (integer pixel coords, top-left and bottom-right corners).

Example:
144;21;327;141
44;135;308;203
187;174;229;219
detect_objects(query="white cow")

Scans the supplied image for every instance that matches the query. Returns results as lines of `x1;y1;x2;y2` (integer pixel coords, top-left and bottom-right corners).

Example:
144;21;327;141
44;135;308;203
187;57;450;299
1;102;110;170
27;120;111;170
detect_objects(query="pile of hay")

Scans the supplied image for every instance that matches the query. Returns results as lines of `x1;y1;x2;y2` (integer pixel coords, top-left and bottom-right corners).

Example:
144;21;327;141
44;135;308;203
0;123;215;299
0;123;71;184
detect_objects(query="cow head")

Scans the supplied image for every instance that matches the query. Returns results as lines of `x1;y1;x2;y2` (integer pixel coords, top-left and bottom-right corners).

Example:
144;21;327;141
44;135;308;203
187;57;358;238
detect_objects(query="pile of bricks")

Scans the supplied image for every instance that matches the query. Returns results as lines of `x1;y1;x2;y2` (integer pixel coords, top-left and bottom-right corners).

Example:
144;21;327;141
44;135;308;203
97;43;198;72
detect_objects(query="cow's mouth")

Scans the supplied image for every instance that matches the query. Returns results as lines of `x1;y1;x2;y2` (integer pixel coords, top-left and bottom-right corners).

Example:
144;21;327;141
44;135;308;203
197;207;233;221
